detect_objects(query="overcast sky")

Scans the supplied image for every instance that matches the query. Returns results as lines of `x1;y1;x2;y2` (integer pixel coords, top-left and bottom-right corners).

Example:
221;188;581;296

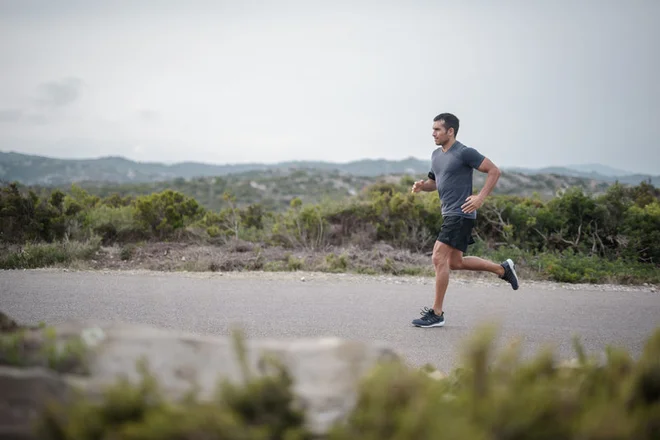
1;0;658;173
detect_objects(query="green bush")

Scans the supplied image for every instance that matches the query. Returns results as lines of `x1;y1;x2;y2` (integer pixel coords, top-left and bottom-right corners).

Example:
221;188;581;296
622;201;660;263
133;190;205;240
30;325;660;439
1;179;658;282
84;205;145;244
35;331;311;440
329;325;660;439
0;236;102;269
0;183;70;243
325;253;349;272
533;251;660;284
287;254;304;271
271;198;329;250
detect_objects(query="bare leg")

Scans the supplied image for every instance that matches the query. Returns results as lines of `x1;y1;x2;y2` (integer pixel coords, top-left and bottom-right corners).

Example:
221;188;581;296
449;252;505;276
431;241;453;314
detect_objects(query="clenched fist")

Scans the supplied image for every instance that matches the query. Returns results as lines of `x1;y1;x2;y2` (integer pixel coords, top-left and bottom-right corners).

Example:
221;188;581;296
411;180;425;193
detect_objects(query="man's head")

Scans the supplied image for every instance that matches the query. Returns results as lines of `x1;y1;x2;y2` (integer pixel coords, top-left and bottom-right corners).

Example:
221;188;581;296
432;113;459;146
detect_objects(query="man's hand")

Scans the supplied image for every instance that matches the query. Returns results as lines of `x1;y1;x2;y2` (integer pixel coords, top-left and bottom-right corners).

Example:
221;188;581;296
461;195;484;214
411;180;425;193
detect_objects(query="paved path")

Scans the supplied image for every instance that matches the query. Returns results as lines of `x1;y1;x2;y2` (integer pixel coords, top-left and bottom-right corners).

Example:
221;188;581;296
1;270;659;371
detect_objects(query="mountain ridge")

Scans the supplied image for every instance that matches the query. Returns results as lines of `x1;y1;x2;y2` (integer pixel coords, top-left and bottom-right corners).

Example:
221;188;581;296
0;150;657;186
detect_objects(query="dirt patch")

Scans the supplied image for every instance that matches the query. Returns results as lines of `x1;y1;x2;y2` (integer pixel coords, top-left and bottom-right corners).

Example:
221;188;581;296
53;240;557;285
14;241;655;289
68;241;438;276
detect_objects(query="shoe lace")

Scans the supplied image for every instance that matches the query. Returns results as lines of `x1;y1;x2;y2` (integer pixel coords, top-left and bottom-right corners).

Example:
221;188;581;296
419;307;434;318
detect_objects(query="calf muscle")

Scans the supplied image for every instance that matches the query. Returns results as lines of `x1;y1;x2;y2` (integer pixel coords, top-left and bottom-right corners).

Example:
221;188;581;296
450;252;504;275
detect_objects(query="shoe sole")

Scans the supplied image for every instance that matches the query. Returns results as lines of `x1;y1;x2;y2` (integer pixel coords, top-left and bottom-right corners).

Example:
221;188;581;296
413;321;445;328
506;258;519;290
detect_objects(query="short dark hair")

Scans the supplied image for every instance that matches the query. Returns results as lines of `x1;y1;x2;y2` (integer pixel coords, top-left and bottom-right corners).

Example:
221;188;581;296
433;113;459;136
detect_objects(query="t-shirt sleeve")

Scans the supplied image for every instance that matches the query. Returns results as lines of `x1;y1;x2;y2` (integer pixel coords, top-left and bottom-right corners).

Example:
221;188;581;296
428;170;436;180
462;147;486;169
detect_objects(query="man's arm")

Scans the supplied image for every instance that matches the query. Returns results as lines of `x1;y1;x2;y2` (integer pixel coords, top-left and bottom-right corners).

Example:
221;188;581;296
461;157;501;214
411;172;437;193
421;178;437;191
475;157;501;199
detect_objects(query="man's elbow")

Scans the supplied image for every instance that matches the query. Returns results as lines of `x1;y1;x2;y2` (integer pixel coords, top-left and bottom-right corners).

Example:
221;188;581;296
478;158;501;177
486;163;501;177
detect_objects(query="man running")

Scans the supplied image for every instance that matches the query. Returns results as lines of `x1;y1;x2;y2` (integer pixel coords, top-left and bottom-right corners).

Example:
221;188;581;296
410;113;519;328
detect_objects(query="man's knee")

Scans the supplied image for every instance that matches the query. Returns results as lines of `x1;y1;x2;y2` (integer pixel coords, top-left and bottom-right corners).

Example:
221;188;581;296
432;254;446;268
432;242;451;268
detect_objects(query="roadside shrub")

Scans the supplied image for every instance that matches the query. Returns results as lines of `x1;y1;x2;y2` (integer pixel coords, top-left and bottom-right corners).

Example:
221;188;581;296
329;325;660;439
35;331;311;440
29;325;660;439
325;253;349;272
287;254;304;271
0;236;102;269
534;251;660;284
133;190;205;240
0;183;70;243
2;180;659;282
84;205;145;244
119;244;137;261
622;201;660;264
271;198;329;250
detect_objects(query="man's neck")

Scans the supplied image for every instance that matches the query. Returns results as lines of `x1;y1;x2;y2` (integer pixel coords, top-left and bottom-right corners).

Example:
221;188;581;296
441;139;457;153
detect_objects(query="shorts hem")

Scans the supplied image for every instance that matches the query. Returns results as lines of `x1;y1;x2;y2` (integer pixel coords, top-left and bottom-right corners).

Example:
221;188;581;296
437;237;469;253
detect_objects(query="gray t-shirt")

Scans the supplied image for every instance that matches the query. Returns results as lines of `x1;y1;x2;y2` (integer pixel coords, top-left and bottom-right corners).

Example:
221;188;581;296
428;141;485;219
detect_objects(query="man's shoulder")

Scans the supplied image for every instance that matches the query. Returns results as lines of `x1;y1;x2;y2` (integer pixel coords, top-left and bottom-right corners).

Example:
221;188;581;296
446;141;469;157
453;140;469;153
455;141;486;169
454;141;483;156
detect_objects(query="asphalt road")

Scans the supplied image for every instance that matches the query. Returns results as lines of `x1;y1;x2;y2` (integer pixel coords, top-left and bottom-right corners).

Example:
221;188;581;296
2;269;659;371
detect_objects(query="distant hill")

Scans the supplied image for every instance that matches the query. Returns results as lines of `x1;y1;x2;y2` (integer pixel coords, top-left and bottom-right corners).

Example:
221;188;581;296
564;163;633;177
0;151;431;185
506;165;658;186
1;150;656;191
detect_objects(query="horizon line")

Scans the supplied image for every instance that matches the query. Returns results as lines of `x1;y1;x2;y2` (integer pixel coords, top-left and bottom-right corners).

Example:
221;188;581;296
1;149;654;176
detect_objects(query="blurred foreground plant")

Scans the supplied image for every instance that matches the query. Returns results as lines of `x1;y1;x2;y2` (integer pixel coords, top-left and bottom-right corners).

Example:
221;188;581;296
27;324;660;439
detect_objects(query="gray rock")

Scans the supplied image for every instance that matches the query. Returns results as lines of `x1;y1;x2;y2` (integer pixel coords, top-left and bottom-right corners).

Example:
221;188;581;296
0;318;400;437
0;366;72;440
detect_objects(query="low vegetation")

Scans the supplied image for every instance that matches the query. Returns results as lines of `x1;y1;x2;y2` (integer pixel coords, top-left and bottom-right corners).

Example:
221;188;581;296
23;324;660;439
1;177;659;284
19;167;614;212
0;315;88;374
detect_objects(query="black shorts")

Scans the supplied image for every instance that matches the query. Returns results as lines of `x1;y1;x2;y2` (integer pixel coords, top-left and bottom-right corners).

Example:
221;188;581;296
437;215;476;253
